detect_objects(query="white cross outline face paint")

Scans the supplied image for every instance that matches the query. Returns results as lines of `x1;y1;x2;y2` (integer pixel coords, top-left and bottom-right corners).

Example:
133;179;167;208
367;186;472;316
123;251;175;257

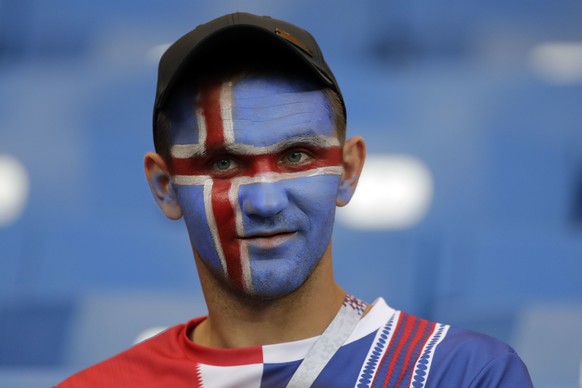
168;77;345;298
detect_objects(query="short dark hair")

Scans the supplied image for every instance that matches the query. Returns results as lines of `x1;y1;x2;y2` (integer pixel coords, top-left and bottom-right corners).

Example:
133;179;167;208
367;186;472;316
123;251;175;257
153;36;346;162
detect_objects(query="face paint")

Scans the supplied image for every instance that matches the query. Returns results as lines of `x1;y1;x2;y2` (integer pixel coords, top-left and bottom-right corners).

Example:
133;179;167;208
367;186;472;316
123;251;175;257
169;77;343;298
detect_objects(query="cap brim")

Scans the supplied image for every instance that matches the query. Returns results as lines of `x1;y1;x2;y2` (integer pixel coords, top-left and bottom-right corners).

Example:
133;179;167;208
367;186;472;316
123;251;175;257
155;24;335;112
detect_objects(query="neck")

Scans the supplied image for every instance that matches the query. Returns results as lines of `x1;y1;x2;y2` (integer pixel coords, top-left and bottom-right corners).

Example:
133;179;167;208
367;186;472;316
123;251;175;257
192;244;346;348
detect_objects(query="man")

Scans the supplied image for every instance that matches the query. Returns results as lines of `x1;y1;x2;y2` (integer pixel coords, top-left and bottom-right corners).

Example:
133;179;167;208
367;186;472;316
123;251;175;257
57;12;532;387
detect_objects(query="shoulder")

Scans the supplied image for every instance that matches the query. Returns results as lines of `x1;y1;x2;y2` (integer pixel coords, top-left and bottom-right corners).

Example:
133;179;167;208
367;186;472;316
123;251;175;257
369;301;533;388
437;324;515;357
55;318;201;388
426;324;533;387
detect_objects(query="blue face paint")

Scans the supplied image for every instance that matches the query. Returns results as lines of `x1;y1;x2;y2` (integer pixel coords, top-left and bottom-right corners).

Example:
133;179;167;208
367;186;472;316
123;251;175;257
170;76;343;298
239;175;340;296
336;176;357;204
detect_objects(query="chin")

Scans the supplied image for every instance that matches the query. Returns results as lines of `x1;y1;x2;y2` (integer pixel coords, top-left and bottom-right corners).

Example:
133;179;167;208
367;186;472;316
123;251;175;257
230;273;311;302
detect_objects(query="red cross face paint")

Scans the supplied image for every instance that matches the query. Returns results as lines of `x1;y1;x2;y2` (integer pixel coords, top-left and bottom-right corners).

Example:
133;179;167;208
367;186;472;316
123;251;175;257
168;77;346;298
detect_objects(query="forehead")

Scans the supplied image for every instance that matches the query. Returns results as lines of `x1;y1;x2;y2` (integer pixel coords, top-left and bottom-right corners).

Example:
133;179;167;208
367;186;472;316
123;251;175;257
168;76;334;146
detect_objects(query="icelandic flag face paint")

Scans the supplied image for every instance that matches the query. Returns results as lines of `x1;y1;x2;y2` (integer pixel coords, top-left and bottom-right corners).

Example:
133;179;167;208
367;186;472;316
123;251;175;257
168;77;343;297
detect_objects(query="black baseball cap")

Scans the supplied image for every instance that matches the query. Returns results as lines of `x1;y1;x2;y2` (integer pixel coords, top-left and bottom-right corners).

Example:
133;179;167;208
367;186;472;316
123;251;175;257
153;12;345;130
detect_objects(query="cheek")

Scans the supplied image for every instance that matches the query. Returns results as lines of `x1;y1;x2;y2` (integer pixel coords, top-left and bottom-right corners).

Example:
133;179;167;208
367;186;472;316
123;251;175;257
174;184;224;273
289;175;341;228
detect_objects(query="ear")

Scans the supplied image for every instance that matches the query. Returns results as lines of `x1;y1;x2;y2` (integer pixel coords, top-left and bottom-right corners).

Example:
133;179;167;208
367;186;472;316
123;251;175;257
336;136;366;207
144;152;183;220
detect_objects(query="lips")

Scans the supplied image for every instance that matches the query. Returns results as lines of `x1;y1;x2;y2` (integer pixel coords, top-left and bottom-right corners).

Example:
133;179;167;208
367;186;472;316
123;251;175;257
239;231;296;249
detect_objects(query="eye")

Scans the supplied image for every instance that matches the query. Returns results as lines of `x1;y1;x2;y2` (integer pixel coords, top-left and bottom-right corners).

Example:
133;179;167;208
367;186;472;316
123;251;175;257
215;158;232;170
211;157;239;172
283;150;311;165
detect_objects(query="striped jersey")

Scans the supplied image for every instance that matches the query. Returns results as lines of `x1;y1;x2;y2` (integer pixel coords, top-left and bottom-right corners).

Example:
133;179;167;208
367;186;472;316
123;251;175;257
56;298;532;387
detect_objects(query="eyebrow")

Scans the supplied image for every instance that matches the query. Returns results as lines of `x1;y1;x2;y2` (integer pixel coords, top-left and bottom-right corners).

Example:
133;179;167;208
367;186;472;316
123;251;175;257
171;135;340;158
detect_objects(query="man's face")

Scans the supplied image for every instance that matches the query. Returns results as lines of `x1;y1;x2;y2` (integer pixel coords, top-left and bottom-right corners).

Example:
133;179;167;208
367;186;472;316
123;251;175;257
167;76;343;298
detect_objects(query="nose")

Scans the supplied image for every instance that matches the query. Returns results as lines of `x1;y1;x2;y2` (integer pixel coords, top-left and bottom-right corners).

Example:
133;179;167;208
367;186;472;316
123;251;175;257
240;182;289;217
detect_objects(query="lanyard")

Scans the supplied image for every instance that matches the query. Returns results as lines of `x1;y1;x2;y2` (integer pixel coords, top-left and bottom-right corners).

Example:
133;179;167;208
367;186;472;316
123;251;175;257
286;296;365;388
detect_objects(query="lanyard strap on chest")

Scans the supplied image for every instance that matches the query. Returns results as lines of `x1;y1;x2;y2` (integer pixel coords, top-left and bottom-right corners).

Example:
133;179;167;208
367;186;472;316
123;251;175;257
286;295;366;388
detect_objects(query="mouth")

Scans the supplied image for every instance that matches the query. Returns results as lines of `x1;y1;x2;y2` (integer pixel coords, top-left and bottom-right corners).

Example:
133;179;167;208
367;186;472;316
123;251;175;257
239;231;297;249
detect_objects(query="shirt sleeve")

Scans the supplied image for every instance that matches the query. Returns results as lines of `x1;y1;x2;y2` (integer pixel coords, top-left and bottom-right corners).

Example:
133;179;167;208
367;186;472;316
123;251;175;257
425;326;534;387
469;351;534;388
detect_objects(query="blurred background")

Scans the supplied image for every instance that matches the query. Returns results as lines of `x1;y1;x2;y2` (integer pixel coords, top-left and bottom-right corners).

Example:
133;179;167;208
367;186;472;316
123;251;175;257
1;0;581;386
